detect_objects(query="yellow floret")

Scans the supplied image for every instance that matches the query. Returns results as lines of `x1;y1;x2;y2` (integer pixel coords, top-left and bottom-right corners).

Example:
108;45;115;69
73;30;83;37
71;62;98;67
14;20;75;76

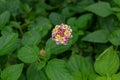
64;30;71;36
62;25;68;29
60;37;65;43
53;28;58;34
68;28;72;32
55;35;61;41
55;25;60;29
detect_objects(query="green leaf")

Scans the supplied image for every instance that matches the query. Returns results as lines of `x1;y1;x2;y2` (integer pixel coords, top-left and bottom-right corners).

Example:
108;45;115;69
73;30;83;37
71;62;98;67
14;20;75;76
61;7;75;18
94;46;119;76
67;17;85;35
10;21;21;29
69;0;94;13
95;76;107;80
45;59;74;80
1;64;24;80
18;74;26;80
45;38;69;54
22;17;52;50
75;13;93;29
0;33;18;56
109;30;120;46
22;30;41;46
114;0;120;6
89;73;98;80
6;0;21;15
68;54;94;73
0;11;10;29
0;1;6;13
82;30;109;43
85;2;112;17
111;7;120;12
28;17;52;38
68;54;94;80
72;71;82;80
115;13;120;21
67;17;76;27
1;25;13;35
37;61;46;70
49;12;65;25
112;73;120;80
97;16;115;32
38;0;53;10
22;3;32;13
22;17;52;45
17;45;39;63
49;0;64;6
0;0;21;16
27;62;48;80
45;32;78;60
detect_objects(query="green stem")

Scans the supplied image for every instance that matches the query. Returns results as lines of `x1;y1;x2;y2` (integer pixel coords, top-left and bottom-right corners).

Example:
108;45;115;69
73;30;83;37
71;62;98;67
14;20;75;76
19;27;23;36
38;58;41;62
107;74;111;80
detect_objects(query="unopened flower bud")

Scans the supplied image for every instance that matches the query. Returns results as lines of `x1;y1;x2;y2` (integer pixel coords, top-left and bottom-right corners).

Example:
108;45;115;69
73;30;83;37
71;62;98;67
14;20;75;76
40;49;45;56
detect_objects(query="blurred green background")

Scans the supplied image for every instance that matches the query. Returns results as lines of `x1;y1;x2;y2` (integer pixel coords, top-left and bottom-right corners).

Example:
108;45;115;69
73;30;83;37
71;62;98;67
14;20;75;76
0;0;120;80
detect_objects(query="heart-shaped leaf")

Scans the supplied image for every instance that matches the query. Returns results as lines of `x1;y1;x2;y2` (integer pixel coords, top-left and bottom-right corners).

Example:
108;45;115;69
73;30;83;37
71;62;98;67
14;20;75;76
94;46;119;76
17;45;39;63
45;59;74;80
1;64;24;80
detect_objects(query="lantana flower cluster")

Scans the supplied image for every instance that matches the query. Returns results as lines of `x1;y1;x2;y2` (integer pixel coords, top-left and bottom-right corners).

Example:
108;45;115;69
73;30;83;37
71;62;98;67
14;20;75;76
52;24;72;45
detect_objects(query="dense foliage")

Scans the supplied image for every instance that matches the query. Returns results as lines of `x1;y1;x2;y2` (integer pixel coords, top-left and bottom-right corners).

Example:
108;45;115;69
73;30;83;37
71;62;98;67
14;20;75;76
0;0;120;80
